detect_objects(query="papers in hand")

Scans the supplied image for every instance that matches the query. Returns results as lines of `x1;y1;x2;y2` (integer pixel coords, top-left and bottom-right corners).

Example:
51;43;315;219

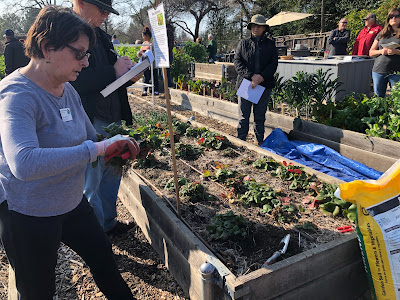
380;41;400;49
100;50;154;98
236;78;265;104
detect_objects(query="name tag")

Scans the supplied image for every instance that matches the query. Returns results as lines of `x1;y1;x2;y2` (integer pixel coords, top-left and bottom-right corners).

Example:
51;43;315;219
60;108;73;122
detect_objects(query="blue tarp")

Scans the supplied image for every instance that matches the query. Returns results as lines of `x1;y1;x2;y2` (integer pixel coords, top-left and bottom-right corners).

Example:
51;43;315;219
260;128;383;182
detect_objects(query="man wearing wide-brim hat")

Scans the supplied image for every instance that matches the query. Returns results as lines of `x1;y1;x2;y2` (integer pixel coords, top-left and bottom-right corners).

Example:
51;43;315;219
71;0;142;254
234;14;278;145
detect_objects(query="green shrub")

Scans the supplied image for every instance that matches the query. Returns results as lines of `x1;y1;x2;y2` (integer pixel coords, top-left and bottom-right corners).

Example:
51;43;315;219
115;45;141;63
345;9;377;54
181;41;208;63
171;48;192;83
0;56;5;80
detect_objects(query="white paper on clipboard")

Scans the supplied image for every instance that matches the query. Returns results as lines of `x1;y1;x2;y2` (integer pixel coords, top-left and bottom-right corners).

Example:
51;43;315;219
100;50;154;98
236;78;265;104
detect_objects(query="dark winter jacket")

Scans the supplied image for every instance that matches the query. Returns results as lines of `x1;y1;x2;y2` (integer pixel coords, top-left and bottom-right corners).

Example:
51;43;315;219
328;28;350;55
4;38;30;75
234;34;278;90
71;28;133;125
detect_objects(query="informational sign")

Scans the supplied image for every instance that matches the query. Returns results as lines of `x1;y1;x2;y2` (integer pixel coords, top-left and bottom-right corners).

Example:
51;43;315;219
147;3;170;68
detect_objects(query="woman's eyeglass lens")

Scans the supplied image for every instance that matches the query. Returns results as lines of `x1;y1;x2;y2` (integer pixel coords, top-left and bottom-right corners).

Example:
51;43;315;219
65;45;90;60
389;14;400;19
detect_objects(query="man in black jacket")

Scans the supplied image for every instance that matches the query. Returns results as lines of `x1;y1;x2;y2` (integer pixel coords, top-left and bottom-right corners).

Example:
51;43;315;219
328;18;350;56
234;14;278;145
3;29;29;75
72;0;140;236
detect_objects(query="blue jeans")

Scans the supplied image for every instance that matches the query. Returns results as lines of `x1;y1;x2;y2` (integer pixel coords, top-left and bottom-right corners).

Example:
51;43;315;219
237;88;272;145
372;72;400;98
84;118;122;232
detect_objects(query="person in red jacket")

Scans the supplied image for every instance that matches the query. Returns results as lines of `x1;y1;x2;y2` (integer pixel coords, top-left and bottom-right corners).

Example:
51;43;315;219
352;13;383;56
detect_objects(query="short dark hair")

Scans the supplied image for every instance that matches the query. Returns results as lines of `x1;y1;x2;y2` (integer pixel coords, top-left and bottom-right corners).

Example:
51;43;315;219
142;26;152;38
24;6;95;59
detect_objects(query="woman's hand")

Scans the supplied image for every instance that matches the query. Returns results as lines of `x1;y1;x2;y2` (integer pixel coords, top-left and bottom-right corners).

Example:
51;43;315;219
251;74;264;89
382;48;389;56
387;48;400;55
95;134;140;162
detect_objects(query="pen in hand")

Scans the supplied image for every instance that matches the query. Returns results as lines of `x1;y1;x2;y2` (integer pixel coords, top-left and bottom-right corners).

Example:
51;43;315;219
110;49;121;57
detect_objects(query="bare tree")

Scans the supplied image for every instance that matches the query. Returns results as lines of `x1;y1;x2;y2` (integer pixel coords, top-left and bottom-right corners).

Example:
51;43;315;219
163;0;225;41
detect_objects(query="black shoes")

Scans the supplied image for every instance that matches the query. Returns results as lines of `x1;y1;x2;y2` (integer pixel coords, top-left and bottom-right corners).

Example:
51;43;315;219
106;220;136;236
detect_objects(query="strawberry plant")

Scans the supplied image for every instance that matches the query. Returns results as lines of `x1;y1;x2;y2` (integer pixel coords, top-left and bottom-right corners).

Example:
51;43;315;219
134;152;157;169
197;131;231;150
252;156;281;171
164;177;191;191
179;181;206;202
185;126;208;138
206;211;248;240
211;167;239;183
175;143;203;159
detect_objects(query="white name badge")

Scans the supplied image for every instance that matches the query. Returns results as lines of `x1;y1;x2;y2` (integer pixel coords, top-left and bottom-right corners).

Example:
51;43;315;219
60;108;73;122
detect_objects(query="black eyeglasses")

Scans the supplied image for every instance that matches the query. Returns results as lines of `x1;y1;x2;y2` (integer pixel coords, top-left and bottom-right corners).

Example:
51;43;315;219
363;17;371;21
341;21;348;24
389;14;400;19
65;44;91;61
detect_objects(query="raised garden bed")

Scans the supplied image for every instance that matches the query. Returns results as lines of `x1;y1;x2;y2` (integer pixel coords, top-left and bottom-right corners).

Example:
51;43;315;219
117;95;371;299
169;88;400;173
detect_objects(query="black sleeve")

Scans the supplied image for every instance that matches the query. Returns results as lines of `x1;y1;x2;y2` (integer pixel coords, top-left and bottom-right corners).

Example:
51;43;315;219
328;30;336;45
335;30;350;44
260;43;278;81
4;45;14;75
234;40;253;79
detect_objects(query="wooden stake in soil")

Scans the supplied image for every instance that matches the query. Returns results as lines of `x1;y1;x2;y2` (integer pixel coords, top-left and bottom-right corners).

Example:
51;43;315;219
151;0;181;217
162;68;181;218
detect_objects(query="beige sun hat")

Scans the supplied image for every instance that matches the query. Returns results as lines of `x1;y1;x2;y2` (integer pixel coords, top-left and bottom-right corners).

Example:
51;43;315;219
247;14;269;30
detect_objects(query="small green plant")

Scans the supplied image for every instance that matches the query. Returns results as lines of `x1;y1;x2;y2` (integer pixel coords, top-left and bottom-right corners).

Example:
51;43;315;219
134;152;157;168
197;131;231;150
179;181;206;202
175;143;203;159
252;157;281;171
206;211;248;240
164;177;191;191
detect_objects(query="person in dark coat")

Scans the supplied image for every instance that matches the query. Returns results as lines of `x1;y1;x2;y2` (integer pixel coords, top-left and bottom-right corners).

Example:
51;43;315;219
234;14;278;145
71;0;141;235
3;29;30;75
328;18;351;55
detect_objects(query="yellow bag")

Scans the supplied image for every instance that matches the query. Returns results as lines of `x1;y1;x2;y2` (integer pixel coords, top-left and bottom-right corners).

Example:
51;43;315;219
335;160;400;300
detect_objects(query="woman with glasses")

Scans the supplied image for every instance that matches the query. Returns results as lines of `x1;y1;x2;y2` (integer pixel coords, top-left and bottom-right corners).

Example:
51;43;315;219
370;8;400;97
0;6;138;299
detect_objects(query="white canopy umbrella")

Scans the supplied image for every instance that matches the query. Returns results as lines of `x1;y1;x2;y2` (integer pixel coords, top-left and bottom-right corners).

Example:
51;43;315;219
266;11;313;27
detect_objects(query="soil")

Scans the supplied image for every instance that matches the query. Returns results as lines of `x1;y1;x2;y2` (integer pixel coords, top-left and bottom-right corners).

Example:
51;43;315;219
126;89;354;276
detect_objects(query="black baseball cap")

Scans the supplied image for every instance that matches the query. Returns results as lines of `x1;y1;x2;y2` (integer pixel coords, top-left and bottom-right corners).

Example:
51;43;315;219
3;29;14;37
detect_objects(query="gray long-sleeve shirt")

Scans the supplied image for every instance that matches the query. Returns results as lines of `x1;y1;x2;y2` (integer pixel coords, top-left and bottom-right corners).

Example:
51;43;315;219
0;71;98;217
